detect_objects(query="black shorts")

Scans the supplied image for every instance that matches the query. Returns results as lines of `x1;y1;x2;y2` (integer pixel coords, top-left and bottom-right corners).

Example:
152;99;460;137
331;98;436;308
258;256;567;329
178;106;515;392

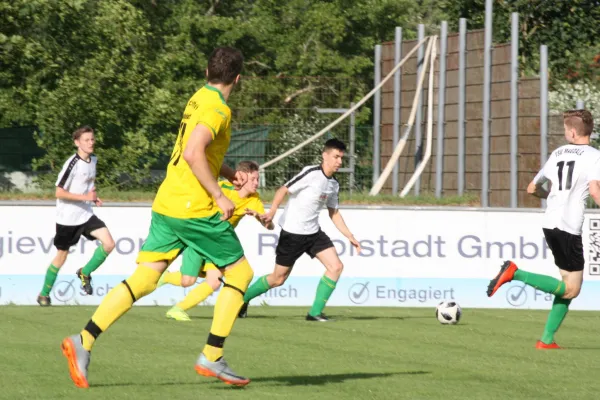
54;215;106;251
542;228;584;272
275;229;335;267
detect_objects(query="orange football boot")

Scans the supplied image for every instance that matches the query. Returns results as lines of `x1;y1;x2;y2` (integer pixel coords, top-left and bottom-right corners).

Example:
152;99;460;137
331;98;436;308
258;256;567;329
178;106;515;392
536;340;561;350
61;335;90;388
487;260;518;297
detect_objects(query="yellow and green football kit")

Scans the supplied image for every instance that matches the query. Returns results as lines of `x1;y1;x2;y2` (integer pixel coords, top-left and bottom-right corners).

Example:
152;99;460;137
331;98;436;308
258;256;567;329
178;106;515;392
163;181;265;280
137;85;244;271
190;181;266;277
76;85;250;354
161;184;267;319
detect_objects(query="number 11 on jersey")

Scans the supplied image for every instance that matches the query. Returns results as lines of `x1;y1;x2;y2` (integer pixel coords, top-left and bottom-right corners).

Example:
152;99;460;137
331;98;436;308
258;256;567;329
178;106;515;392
170;121;188;166
556;160;575;191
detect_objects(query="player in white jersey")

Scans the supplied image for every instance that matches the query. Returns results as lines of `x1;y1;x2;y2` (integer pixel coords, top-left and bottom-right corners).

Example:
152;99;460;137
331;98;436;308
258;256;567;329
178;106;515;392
37;126;115;306
487;109;600;349
239;138;361;321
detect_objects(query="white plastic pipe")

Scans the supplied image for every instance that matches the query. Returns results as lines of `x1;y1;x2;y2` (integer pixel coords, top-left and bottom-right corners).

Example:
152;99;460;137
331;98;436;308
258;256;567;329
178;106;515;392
370;36;435;196
400;36;438;197
260;37;431;171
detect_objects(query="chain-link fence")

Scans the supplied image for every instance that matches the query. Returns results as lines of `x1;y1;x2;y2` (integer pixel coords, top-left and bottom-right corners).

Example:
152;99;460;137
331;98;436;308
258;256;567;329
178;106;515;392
225;76;373;191
0;76;374;193
226;117;373;192
3;75;596;203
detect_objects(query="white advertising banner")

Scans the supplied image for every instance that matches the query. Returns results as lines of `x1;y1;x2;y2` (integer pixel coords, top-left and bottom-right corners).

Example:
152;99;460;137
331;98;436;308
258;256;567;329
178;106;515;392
2;204;600;310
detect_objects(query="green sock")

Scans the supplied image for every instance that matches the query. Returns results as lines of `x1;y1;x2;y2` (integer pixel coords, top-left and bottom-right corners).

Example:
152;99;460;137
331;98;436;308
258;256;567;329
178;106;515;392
82;246;109;276
308;275;337;317
243;275;271;303
40;264;60;296
513;269;566;296
540;296;571;344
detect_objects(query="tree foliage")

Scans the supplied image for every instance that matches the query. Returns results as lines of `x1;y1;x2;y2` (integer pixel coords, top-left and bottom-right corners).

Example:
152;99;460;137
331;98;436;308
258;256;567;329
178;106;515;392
443;0;600;82
549;82;600;139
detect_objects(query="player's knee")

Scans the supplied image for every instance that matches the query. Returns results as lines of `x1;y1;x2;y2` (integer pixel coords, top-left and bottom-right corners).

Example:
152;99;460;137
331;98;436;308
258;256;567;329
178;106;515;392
224;259;254;292
329;260;344;276
125;267;160;300
206;277;222;291
53;251;69;267
270;273;287;287
563;284;581;299
102;239;115;254
180;275;197;288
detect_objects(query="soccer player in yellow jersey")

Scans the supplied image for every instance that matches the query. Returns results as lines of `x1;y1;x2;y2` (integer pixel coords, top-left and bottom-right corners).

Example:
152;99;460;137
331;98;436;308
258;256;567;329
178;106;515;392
61;47;257;388
159;160;274;322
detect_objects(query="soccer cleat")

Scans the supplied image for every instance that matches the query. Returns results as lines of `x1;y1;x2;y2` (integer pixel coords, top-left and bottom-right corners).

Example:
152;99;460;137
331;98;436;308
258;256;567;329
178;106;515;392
486;260;518;297
61;334;90;388
165;306;191;322
536;340;561;350
306;313;331;322
238;302;249;318
194;353;250;387
76;269;93;296
37;295;52;307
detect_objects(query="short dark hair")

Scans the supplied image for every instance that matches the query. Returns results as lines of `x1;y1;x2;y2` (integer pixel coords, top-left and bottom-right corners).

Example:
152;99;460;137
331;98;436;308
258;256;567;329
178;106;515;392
323;138;346;152
207;47;244;85
237;160;259;173
564;109;594;137
72;125;94;141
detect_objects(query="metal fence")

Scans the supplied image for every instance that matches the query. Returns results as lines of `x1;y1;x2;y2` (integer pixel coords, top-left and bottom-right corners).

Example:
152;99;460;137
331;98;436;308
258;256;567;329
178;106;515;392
227;118;373;192
226;76;373;191
372;4;596;208
0;76;374;193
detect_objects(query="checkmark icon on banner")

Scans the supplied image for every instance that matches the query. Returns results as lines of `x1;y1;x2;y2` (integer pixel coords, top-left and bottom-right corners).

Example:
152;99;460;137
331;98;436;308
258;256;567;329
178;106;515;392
57;280;74;298
349;282;370;304
352;282;369;299
510;284;526;302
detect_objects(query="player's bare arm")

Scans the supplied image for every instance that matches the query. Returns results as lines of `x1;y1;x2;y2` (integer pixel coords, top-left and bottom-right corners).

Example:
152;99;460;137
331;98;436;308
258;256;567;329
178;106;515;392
245;208;275;230
328;207;361;253
589;180;600;206
527;179;549;199
55;186;97;202
183;124;235;220
260;185;288;224
220;164;248;190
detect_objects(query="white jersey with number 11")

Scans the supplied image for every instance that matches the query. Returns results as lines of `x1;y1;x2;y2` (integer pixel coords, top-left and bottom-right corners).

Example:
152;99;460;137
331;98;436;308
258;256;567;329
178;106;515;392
534;144;600;235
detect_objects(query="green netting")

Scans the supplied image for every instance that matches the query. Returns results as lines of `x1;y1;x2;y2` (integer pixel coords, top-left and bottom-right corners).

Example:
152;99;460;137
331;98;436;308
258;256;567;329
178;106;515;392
224;126;270;168
0;126;43;172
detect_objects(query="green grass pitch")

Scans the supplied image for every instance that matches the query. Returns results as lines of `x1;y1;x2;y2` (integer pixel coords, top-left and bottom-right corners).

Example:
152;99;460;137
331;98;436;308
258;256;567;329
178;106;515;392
1;306;600;400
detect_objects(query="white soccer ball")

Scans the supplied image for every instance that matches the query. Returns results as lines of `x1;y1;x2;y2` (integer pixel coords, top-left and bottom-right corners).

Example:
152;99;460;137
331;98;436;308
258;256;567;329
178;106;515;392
436;301;462;325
